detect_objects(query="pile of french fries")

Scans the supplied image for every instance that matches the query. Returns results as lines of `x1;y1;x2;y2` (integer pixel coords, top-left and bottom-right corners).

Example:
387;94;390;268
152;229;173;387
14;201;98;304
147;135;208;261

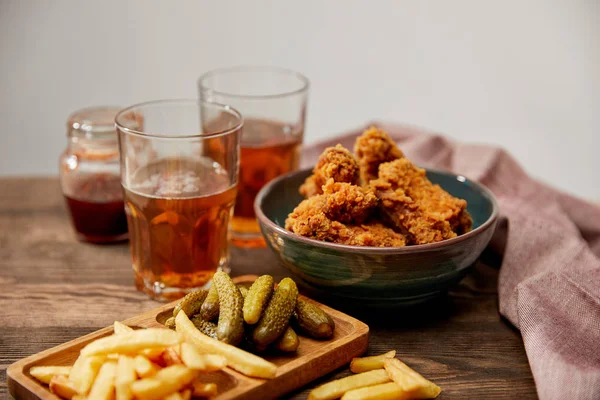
308;350;441;400
29;313;277;400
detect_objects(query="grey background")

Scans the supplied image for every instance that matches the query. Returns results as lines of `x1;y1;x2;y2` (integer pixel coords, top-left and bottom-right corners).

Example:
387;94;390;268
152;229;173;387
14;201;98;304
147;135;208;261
1;0;598;198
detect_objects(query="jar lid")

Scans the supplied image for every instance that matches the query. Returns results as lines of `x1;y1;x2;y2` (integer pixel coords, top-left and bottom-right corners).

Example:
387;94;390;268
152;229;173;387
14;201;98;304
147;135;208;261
67;106;122;139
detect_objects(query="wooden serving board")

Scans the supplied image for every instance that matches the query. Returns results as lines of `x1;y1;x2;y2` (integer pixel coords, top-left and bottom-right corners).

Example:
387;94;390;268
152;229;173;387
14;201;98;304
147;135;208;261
7;275;369;400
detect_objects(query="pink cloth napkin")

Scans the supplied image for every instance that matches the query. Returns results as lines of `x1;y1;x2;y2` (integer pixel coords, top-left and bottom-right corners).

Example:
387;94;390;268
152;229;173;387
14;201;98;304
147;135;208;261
302;122;600;400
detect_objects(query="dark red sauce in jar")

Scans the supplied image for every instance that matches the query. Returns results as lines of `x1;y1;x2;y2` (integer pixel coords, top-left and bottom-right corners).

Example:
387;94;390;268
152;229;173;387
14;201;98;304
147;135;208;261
64;174;128;243
59;106;132;244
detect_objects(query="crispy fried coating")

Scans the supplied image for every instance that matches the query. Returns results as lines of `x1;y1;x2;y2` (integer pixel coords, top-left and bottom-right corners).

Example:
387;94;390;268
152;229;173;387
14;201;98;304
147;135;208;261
346;223;407;247
297;175;321;198
285;194;406;247
453;209;474;235
354;127;404;184
373;186;455;244
299;145;359;198
285;195;342;239
346;222;406;247
290;131;472;247
370;158;472;244
321;179;378;224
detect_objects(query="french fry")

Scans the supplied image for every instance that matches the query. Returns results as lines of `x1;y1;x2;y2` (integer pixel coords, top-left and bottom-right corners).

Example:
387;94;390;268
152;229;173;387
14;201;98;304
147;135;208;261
114;321;165;361
350;351;396;373
49;375;79;400
180;389;192;400
115;321;172;362
142;347;165;362
130;364;198;400
383;358;441;399
171;344;182;356
308;369;391;400
175;311;277;379
192;382;218;398
29;366;72;384
69;355;105;395
162;347;184;366
180;342;226;371
383;359;418;392
128;378;162;400
115;355;137;400
87;361;117;400
114;321;134;335
134;355;160;378
341;382;407;400
80;328;181;357
164;393;184;400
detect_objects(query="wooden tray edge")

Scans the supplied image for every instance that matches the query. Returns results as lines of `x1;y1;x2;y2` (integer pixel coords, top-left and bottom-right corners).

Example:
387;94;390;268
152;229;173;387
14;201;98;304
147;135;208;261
7;274;370;400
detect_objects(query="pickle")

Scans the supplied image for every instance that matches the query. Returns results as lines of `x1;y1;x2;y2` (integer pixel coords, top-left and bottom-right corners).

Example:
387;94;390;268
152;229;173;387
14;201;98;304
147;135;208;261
200;284;220;321
252;278;298;348
172;289;208;318
164;317;176;330
274;326;299;352
190;315;218;339
243;275;274;325
238;285;249;299
213;271;245;345
293;299;335;339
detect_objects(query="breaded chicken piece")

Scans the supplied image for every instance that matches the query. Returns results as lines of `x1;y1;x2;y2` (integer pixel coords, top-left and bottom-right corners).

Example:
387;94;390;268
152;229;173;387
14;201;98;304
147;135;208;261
285;194;406;247
354;127;404;184
321;179;378;224
453;209;474;235
371;158;472;244
373;186;455;245
299;144;359;198
346;223;407;247
285;195;343;240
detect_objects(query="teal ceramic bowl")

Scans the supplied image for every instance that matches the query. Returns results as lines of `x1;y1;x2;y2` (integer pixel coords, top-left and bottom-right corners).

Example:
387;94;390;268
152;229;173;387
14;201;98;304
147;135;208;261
254;168;498;308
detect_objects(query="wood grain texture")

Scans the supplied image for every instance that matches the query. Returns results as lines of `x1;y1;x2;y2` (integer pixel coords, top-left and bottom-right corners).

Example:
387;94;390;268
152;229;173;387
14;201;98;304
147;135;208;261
7;276;369;400
0;178;538;399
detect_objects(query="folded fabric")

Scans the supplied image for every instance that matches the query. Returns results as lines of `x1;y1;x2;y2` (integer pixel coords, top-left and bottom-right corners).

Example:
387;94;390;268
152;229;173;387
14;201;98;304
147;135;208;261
301;122;600;400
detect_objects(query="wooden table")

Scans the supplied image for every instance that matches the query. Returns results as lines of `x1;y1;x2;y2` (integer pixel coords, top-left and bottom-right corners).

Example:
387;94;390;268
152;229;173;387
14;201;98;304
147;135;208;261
0;178;537;399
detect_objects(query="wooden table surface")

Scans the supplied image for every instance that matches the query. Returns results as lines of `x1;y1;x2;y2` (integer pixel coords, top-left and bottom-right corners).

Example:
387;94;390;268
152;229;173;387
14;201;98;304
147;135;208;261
0;177;537;399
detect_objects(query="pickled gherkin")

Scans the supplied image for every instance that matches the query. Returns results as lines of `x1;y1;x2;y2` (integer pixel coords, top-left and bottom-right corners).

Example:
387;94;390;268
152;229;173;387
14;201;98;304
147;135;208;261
243;275;274;325
164;317;176;330
293;299;335;339
213;271;245;345
190;315;218;339
238;285;249;299
274;326;299;352
252;278;298;348
172;273;335;351
172;289;208;318
200;284;219;321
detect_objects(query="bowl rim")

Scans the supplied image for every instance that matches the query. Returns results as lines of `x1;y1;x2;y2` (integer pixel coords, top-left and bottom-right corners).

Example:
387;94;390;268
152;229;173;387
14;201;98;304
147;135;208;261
254;167;499;254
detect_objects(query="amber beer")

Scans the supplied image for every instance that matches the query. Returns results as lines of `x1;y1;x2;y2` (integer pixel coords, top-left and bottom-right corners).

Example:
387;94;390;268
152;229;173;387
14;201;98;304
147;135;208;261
231;118;302;237
124;158;236;299
198;67;309;247
117;100;241;301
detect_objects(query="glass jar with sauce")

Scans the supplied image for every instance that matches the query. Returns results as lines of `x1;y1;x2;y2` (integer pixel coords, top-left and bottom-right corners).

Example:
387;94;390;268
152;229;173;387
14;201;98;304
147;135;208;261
59;106;128;243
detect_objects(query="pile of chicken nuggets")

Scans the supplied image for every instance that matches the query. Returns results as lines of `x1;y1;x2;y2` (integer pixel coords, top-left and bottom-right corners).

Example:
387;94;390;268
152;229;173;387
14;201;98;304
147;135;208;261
285;127;472;247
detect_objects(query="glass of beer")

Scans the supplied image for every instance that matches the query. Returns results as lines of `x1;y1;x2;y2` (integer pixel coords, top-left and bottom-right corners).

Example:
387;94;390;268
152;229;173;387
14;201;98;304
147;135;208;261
199;67;309;248
115;100;242;301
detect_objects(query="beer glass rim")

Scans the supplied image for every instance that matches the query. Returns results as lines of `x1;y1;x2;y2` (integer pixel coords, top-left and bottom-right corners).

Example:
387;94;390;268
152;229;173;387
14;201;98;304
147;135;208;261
198;66;310;99
115;99;243;139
